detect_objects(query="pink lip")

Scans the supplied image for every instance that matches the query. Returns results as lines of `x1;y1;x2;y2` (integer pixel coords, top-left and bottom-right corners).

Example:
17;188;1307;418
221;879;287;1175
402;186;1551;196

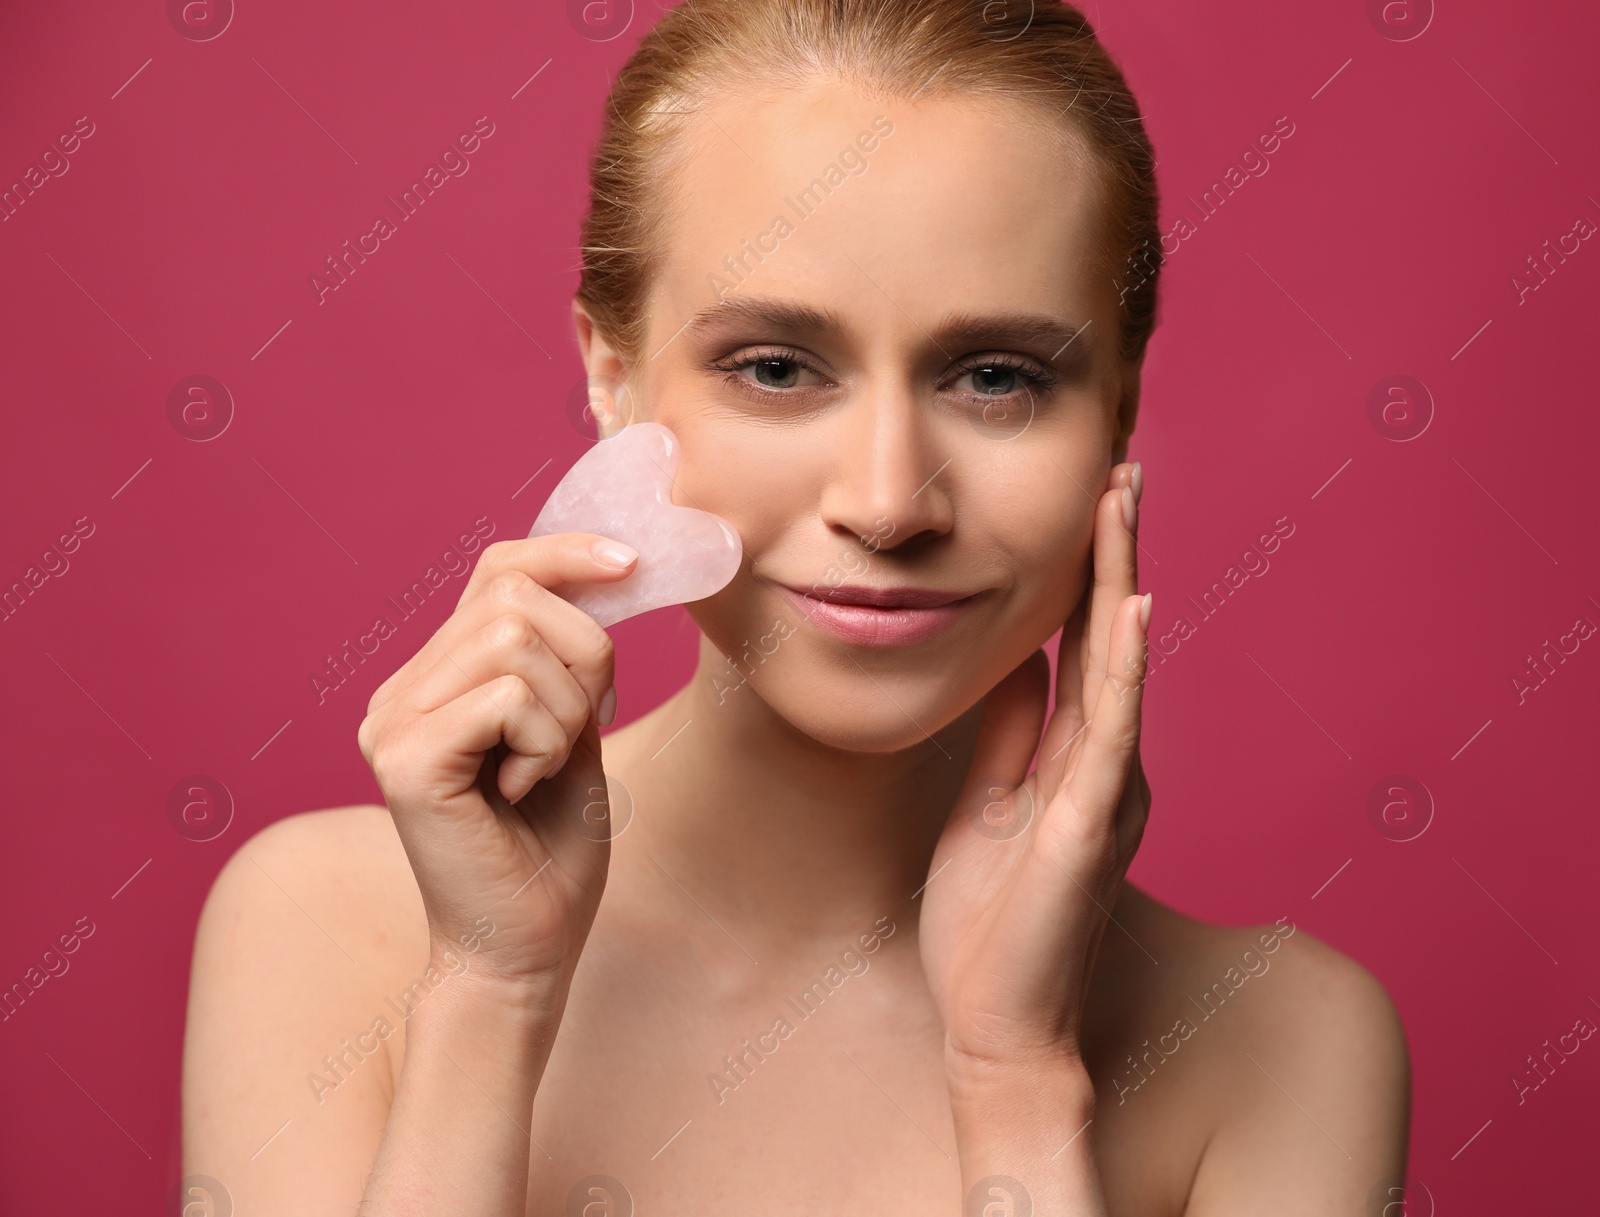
777;583;978;646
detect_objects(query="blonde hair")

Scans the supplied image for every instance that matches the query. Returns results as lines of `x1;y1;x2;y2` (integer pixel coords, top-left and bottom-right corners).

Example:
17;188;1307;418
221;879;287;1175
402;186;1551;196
576;0;1161;369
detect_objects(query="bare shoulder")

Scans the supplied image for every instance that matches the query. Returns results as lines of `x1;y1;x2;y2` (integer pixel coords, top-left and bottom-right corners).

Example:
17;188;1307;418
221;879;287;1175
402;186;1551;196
182;805;429;1209
1105;886;1411;1215
191;804;426;999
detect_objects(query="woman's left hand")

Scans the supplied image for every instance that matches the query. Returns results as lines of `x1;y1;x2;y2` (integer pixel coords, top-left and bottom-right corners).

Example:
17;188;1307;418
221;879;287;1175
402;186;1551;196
919;460;1151;1077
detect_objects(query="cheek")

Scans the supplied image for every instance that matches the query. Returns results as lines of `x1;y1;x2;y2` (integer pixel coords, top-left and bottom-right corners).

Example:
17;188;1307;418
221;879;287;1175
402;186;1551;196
1003;491;1095;627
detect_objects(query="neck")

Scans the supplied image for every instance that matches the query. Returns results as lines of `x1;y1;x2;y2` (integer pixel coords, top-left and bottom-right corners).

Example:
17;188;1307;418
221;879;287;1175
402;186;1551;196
605;632;982;954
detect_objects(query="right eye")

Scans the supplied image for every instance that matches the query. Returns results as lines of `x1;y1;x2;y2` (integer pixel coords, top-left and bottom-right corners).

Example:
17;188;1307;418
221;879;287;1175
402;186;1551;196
743;357;803;388
712;346;828;401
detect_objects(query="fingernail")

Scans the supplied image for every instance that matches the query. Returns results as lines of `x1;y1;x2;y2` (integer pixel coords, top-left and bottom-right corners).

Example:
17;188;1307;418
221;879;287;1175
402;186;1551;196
592;540;638;570
598;686;617;727
1121;485;1138;532
1130;461;1144;504
1139;592;1152;633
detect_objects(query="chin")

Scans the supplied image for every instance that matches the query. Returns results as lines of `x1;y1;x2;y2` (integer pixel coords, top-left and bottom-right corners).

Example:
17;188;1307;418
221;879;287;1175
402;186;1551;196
747;655;984;755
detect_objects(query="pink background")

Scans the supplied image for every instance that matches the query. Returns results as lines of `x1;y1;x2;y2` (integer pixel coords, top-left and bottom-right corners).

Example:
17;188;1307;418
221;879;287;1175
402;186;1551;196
2;0;1595;1212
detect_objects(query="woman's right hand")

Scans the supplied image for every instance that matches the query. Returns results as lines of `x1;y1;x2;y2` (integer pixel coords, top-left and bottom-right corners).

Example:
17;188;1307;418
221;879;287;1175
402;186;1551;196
356;532;638;997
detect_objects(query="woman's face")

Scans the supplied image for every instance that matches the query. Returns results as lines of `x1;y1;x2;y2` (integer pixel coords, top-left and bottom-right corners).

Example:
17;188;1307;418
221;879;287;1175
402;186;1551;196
583;76;1138;752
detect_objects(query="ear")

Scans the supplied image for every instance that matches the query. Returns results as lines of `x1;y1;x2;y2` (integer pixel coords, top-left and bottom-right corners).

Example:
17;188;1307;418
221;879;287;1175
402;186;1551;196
571;298;636;438
1110;353;1144;466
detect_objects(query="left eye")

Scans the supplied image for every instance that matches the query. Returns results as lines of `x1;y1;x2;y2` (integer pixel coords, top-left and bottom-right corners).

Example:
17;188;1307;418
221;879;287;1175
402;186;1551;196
958;365;1021;396
746;358;802;389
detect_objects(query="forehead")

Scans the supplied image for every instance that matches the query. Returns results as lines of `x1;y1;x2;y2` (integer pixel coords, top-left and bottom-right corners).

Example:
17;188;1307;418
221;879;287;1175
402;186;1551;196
646;77;1115;352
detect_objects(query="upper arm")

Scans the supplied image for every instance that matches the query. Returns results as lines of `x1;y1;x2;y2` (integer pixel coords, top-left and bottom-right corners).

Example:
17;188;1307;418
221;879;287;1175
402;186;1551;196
181;805;427;1216
1181;926;1411;1216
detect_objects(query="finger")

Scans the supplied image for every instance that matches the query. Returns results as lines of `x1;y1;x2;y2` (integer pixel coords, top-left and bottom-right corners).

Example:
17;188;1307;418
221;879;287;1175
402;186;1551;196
401;612;594;740
461;533;639;604
373;674;571;811
945;649;1050;851
1063;592;1150;836
1036;592;1089;801
371;558;621;718
1080;465;1141;710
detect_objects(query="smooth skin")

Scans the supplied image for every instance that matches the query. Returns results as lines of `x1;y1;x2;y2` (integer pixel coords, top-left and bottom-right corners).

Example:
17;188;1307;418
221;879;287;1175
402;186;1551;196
182;76;1408;1215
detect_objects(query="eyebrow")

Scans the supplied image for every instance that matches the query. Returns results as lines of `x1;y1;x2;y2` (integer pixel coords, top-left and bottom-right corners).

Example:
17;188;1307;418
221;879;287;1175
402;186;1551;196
677;295;1094;362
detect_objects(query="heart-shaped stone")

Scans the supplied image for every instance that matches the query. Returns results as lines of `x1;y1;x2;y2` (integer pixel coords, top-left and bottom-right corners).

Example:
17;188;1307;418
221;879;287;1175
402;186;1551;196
528;422;743;628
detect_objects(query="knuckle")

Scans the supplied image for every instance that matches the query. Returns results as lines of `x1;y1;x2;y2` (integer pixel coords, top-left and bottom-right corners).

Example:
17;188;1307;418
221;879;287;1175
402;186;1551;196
486;611;541;656
492;672;537;709
485;569;531;606
580;625;616;681
478;539;516;571
488;571;530;604
368;736;406;794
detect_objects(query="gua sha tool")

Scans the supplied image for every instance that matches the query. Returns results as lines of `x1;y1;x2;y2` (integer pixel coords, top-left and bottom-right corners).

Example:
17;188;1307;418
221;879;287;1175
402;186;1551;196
528;422;742;628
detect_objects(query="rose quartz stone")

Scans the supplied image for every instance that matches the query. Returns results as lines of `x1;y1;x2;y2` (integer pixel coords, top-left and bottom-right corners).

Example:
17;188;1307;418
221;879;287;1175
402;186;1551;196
528;423;742;627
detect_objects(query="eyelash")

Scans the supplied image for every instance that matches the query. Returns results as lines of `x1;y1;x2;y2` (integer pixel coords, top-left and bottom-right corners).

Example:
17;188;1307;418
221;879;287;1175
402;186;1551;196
710;346;1061;404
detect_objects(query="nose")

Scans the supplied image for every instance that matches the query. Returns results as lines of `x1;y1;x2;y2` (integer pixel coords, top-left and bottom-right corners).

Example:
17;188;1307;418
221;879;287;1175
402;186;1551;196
818;377;954;551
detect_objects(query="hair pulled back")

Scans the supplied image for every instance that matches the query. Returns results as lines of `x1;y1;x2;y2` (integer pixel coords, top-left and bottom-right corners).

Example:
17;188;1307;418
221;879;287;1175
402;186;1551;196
576;0;1161;368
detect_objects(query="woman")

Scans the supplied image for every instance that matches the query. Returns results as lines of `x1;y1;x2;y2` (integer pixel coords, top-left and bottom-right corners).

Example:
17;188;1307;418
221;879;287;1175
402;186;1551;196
182;2;1410;1213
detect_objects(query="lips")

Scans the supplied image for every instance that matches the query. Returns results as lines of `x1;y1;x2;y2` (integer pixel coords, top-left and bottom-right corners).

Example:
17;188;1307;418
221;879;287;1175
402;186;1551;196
777;582;979;646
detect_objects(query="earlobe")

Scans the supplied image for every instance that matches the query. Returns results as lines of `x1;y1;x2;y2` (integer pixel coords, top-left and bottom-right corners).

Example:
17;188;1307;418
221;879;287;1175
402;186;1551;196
571;300;639;437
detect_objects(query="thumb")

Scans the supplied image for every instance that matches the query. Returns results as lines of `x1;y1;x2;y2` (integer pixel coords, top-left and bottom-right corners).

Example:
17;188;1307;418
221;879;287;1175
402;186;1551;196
950;648;1051;843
